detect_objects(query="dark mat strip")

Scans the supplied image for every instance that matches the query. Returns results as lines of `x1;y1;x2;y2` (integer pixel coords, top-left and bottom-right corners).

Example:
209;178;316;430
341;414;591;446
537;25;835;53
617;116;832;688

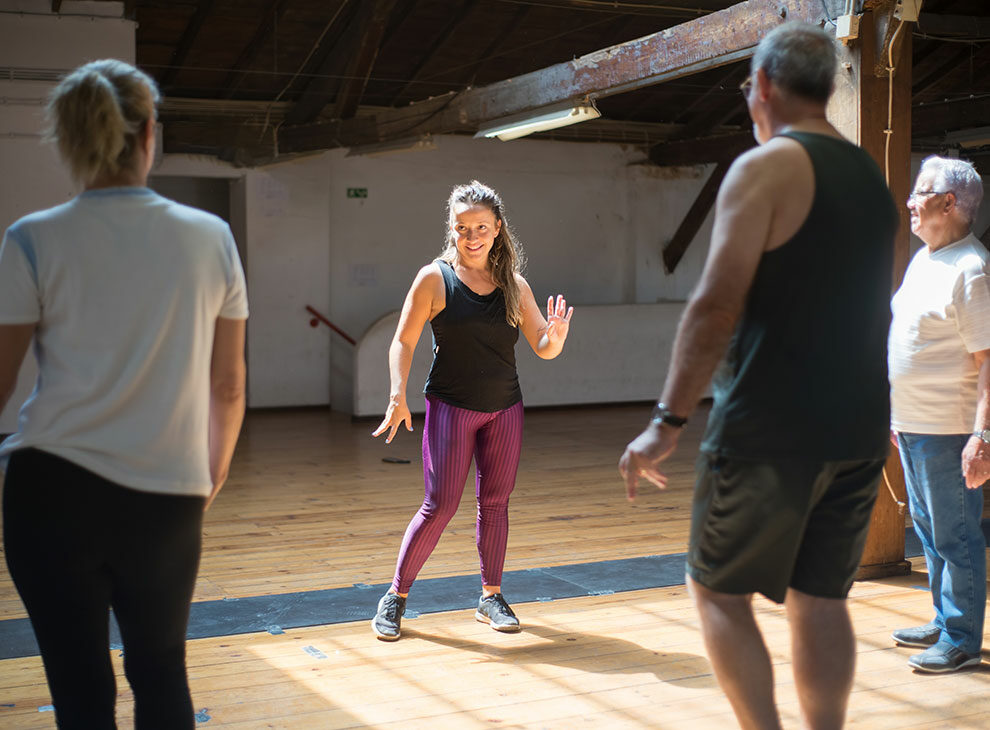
1;522;986;660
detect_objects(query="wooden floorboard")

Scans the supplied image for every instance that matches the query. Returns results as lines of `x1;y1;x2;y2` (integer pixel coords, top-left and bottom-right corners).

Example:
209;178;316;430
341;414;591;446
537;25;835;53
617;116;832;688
0;404;989;728
2;579;988;728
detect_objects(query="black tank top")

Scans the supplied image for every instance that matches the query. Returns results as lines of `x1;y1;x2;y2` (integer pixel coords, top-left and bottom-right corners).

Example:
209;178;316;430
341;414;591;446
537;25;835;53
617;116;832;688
700;131;899;460
424;260;522;412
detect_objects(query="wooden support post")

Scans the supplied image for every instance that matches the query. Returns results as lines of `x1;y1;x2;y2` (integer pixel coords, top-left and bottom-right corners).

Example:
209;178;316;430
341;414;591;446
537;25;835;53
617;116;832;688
662;161;729;273
828;6;913;579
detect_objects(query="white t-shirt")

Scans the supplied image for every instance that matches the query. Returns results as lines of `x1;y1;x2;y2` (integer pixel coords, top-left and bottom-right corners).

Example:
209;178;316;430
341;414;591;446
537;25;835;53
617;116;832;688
889;233;990;434
0;187;248;497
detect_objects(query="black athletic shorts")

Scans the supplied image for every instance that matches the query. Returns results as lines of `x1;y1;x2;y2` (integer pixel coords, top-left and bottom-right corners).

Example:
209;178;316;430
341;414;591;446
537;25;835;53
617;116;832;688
686;453;885;603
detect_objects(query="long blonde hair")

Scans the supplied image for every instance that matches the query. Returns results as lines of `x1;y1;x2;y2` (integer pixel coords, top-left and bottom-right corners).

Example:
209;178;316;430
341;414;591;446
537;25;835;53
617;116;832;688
440;181;526;326
46;59;160;185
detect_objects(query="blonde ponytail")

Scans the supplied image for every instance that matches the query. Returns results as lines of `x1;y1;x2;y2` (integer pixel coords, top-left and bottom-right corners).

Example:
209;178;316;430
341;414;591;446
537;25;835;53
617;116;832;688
46;59;160;185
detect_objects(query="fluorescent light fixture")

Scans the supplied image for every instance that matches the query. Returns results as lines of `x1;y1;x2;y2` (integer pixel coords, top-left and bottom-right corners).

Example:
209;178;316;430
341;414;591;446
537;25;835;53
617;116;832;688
346;134;437;157
475;102;601;142
944;126;990;150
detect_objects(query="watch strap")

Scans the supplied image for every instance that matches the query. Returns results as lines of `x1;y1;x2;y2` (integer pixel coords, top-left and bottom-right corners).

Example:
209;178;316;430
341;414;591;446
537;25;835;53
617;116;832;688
650;402;688;428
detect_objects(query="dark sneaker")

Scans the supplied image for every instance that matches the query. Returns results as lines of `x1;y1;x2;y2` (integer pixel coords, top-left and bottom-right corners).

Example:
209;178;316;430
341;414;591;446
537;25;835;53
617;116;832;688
475;593;521;632
892;623;941;648
908;642;982;673
372;592;406;641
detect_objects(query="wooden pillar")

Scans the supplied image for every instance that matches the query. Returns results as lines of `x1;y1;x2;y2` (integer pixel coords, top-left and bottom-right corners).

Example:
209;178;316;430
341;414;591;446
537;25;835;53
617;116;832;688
827;4;914;579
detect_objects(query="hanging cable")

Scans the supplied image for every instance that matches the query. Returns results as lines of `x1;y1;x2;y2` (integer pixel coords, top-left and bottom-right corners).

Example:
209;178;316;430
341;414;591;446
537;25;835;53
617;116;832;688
883;19;906;186
881;16;910;517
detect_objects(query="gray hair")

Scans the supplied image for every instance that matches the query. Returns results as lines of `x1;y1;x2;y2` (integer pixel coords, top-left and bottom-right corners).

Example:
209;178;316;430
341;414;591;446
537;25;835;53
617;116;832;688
46;59;160;185
918;155;984;224
751;22;837;104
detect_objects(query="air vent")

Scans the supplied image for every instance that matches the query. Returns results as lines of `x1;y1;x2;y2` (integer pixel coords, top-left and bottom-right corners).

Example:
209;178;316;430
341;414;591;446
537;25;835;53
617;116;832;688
0;67;68;83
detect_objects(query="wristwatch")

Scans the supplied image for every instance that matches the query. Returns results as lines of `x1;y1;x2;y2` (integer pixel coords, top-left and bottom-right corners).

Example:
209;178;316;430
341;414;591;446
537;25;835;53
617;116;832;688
650;402;688;429
973;428;990;444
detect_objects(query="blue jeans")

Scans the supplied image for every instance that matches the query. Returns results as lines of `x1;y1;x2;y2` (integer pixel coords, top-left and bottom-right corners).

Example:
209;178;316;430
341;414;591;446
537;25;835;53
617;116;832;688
897;432;986;654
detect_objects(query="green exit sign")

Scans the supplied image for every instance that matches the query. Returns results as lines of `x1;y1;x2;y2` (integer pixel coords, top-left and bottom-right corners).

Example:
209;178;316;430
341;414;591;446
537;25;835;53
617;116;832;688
347;187;368;198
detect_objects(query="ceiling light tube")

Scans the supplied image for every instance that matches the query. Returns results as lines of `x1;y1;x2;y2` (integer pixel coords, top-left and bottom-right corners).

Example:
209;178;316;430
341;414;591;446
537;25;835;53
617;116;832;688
475;101;601;142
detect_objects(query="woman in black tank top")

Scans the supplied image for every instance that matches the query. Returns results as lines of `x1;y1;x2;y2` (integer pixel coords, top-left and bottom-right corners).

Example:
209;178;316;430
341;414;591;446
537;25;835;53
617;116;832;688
369;181;574;641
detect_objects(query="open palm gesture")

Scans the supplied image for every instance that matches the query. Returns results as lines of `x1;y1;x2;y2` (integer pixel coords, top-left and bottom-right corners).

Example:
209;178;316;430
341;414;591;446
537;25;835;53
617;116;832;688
545;294;573;346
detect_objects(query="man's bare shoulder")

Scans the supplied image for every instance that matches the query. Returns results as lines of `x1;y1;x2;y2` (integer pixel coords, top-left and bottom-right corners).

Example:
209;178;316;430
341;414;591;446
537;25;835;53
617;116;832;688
724;137;814;205
733;137;811;179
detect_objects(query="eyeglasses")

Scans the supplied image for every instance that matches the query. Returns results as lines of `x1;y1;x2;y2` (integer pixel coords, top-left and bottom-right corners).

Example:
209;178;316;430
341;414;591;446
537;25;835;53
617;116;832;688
906;190;952;204
739;75;753;98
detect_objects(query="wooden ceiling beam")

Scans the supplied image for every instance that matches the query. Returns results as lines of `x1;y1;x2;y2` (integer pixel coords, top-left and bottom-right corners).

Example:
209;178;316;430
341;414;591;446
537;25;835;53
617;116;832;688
379;0;421;51
335;0;401;119
388;0;480;107
281;0;360;126
279;0;826;153
914;96;990;138
649;131;754;166
461;5;531;87
219;0;292;100
670;64;748;127
663;160;730;273
160;0;216;89
916;12;990;37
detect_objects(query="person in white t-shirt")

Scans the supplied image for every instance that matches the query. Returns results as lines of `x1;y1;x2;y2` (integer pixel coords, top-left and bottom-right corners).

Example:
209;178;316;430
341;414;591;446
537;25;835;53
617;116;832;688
888;156;988;674
0;60;248;728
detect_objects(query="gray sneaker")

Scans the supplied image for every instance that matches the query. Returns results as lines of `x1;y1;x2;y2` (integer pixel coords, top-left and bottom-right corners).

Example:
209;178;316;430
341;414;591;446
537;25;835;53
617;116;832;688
372;592;406;641
892;623;941;648
476;592;521;632
908;641;982;673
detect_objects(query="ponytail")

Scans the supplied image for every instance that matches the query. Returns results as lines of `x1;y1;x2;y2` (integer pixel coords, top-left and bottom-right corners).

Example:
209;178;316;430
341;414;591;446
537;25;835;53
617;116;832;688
46;59;159;185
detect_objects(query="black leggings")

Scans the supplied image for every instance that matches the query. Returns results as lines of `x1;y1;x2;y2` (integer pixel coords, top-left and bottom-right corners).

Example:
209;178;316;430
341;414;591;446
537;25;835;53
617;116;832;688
3;449;205;729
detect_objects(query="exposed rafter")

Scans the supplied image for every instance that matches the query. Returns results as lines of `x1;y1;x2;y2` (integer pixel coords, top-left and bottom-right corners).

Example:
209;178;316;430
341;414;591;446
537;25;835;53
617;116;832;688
160;0;216;89
912;43;973;96
279;0;825;153
281;0;359;127
461;4;531;87
914;96;990;139
219;0;292;100
667;65;750;145
388;0;480;106
649;131;754;166
663;160;730;273
335;0;400;120
916;12;990;37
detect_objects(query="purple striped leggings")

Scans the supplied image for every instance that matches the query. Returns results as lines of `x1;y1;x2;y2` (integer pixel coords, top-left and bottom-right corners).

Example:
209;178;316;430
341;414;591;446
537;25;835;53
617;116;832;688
391;396;524;594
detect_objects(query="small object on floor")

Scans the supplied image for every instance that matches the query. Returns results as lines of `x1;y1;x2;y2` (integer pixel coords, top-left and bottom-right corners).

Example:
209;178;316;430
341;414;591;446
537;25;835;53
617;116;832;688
891;623;940;648
476;592;521;632
382;456;411;464
908;641;982;673
373;592;406;641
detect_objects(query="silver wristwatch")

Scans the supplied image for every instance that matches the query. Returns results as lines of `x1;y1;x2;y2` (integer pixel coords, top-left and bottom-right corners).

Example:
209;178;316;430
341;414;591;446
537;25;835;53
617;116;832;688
973;428;990;444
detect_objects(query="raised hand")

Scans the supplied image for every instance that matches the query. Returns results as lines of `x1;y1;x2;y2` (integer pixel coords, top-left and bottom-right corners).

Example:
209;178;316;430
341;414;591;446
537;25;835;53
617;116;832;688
545;294;574;345
372;395;413;444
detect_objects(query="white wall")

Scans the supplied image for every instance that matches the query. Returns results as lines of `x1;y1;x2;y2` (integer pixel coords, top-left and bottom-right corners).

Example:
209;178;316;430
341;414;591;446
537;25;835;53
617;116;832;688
322;135;715;412
354;304;686;418
0;1;135;432
23;4;987;420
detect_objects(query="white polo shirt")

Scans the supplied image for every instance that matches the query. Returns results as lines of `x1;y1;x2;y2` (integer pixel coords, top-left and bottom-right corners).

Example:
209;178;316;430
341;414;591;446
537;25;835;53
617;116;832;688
0;187;248;497
888;233;990;434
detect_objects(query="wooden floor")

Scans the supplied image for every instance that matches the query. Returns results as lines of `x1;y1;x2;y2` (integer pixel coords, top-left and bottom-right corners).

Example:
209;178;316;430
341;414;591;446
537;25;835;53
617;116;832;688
1;404;988;728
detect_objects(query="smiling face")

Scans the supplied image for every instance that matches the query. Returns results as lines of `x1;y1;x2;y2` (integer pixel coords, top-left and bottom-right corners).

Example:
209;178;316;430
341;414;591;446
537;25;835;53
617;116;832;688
450;202;502;268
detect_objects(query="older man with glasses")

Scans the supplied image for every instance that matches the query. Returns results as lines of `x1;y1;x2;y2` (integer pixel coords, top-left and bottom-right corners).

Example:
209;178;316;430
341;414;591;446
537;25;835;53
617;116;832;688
889;156;989;673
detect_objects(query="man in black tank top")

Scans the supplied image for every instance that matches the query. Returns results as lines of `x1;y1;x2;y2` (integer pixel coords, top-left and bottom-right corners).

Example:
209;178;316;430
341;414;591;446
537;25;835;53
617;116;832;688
619;22;897;730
